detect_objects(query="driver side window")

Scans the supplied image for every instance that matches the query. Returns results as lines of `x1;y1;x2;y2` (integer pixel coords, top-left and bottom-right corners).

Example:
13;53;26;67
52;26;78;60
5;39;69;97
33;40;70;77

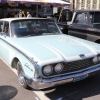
74;13;88;25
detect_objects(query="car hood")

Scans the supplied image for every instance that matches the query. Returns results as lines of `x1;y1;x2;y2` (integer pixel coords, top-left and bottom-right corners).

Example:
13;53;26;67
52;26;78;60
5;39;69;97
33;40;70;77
6;34;100;66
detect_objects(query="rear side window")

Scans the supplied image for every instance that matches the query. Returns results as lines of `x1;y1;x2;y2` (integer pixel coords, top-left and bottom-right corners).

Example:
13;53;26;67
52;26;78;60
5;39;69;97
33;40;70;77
89;12;100;24
74;13;88;25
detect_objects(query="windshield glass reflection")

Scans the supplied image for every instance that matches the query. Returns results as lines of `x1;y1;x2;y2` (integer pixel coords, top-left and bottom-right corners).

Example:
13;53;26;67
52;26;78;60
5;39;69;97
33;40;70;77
11;19;62;37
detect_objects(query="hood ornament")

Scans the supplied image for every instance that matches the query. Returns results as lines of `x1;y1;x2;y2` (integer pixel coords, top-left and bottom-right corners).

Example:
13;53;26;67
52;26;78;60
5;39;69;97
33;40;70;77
79;54;85;58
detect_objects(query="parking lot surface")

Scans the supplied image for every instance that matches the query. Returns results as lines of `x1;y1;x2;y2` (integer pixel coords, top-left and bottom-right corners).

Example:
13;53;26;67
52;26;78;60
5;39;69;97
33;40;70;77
0;58;100;100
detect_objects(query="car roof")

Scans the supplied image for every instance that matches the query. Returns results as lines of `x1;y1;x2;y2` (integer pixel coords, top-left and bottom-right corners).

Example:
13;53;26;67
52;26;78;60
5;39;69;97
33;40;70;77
0;17;50;22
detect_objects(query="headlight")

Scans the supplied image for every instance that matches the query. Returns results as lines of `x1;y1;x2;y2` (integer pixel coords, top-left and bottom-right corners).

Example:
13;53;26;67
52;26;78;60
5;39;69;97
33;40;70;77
93;56;98;64
43;65;53;75
54;63;64;73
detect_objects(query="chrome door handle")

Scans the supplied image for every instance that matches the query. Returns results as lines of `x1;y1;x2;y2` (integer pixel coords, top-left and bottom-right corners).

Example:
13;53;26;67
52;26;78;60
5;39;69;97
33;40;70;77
69;25;73;28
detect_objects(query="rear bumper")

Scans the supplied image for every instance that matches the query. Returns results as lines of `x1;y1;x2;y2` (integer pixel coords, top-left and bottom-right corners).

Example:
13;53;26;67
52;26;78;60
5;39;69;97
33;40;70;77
24;65;100;90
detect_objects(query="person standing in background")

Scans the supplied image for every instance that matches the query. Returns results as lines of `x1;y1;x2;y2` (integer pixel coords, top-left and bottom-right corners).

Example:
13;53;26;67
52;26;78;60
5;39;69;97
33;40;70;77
22;11;26;17
18;10;24;17
26;12;32;18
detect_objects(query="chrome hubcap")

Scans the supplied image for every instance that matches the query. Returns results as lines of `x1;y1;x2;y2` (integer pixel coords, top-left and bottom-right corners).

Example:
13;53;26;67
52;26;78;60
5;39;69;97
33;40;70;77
19;74;24;84
17;62;25;85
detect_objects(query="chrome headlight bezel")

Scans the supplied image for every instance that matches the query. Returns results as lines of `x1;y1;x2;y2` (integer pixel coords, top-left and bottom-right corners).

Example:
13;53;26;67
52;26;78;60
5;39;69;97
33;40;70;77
54;63;64;73
93;56;98;64
98;56;100;61
43;65;53;75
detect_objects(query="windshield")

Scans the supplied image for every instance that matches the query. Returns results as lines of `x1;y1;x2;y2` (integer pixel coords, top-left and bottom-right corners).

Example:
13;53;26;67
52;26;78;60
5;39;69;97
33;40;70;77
89;12;100;24
11;19;62;37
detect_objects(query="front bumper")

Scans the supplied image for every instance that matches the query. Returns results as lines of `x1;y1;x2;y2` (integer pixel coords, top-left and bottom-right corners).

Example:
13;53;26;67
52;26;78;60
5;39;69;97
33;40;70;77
24;65;100;90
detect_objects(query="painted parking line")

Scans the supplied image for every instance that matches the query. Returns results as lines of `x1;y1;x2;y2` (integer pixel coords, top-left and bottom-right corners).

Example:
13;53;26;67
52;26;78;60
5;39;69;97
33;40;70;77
0;57;50;100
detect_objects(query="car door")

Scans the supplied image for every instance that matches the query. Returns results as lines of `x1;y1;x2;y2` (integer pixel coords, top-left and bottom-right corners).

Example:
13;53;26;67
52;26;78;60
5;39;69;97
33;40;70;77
86;11;100;42
68;12;90;39
0;21;10;63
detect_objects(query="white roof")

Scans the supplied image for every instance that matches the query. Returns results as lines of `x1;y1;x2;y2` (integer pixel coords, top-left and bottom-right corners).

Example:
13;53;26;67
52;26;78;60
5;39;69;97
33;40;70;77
0;17;48;22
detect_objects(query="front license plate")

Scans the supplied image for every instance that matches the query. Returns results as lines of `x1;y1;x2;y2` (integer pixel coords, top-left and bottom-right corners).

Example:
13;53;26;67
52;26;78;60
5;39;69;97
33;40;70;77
73;75;87;82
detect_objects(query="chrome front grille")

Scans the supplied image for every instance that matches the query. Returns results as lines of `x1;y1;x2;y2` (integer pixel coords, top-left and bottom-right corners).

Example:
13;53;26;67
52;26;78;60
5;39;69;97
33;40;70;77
43;57;100;76
63;57;99;73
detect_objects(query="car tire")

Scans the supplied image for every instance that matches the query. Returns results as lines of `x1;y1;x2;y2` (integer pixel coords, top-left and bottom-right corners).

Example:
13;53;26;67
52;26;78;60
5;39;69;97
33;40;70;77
17;61;28;89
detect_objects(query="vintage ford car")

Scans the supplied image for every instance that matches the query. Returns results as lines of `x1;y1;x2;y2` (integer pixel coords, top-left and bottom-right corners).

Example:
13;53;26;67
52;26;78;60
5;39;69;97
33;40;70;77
1;18;100;90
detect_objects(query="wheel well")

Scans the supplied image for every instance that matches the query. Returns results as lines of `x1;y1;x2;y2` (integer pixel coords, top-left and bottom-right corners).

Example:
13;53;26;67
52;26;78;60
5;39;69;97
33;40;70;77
11;58;19;69
95;40;100;44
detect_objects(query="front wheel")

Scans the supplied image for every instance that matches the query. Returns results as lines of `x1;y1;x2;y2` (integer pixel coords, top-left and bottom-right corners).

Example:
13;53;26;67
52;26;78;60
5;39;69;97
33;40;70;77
17;61;28;88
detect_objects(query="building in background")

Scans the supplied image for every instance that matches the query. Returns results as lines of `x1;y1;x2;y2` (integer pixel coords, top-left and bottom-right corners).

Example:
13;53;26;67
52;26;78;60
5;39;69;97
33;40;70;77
70;0;100;11
0;0;70;18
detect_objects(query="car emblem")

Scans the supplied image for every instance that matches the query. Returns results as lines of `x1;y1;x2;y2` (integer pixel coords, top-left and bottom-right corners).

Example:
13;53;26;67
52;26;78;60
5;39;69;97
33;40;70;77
79;54;85;58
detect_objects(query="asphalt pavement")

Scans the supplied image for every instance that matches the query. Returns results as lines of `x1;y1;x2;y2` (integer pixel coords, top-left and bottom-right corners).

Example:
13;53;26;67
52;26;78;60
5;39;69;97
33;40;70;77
1;58;100;100
0;58;41;100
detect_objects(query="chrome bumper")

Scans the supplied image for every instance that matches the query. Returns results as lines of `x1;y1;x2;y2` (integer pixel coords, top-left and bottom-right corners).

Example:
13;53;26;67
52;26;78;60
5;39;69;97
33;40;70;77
24;66;100;90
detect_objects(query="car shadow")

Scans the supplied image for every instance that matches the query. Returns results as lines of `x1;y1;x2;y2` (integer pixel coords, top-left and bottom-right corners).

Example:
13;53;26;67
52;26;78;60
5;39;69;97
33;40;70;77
40;73;100;100
0;85;18;100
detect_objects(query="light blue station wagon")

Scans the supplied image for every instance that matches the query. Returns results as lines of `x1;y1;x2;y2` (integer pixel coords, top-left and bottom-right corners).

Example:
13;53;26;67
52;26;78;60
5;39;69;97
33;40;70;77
0;18;100;89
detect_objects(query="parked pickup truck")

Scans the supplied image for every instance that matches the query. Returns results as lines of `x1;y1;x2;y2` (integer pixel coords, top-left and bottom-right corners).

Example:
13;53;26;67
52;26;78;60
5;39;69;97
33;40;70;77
58;10;100;43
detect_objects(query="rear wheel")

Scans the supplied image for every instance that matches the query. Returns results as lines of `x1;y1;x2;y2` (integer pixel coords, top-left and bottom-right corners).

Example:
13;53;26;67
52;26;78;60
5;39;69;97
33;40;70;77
17;61;28;88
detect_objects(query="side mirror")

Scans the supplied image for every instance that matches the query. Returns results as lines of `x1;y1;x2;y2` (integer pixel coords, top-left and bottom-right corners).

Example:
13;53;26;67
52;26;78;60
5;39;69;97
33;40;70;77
66;10;73;21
